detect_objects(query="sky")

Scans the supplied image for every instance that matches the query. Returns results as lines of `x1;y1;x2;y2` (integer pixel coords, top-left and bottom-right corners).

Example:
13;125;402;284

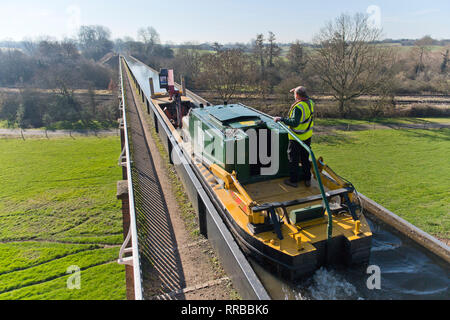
0;0;449;43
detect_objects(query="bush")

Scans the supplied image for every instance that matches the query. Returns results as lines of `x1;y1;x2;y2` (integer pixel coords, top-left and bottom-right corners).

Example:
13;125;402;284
408;104;450;117
79;61;112;89
0;94;20;127
274;76;303;104
0;90;118;129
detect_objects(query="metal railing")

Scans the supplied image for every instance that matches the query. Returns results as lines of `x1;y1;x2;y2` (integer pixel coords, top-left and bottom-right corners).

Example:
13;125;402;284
117;56;143;300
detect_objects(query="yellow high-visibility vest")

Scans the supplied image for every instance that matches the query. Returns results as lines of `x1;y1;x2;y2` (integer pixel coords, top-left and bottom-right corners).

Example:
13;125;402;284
288;99;314;141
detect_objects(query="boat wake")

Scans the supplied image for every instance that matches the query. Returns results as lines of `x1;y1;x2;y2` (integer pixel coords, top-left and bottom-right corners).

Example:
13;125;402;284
301;267;362;300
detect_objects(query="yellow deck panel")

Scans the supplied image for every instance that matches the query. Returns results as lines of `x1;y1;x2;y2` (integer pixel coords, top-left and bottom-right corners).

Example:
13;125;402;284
244;177;324;211
198;162;371;257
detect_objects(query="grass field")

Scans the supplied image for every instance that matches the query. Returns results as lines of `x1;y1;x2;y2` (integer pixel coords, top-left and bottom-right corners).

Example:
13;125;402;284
313;128;450;239
0;122;448;299
315;117;450;127
0;136;126;300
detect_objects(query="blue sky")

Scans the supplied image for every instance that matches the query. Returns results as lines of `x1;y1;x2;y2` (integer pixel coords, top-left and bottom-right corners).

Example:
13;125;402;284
0;0;449;43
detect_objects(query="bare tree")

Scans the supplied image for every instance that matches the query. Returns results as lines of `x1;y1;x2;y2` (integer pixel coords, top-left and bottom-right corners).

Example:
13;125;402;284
267;31;281;67
60;38;80;60
413;35;434;75
78;25;113;61
253;34;266;79
0;48;34;86
173;45;203;88
137;26;160;56
311;13;394;115
200;49;252;101
287;40;308;74
22;38;38;56
137;26;160;45
441;48;449;74
212;42;223;52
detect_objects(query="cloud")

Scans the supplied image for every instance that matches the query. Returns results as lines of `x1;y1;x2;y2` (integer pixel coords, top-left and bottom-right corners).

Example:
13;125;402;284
367;5;382;29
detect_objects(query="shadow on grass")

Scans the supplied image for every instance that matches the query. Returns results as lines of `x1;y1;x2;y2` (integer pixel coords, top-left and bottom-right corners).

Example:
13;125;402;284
321;117;447;127
401;128;450;142
371;117;439;129
316;122;374;132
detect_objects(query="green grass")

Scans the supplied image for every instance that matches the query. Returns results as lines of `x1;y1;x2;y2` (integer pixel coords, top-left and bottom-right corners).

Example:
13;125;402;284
313;128;450;238
0;248;118;293
315;117;450;127
0;262;125;300
315;118;374;127
417;118;450;124
0;242;99;274
0;136;126;299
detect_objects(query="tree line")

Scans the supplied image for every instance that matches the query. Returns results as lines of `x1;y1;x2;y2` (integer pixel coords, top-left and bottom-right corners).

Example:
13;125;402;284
1;15;449;129
0;25;179;129
128;13;448;118
0;26;119;129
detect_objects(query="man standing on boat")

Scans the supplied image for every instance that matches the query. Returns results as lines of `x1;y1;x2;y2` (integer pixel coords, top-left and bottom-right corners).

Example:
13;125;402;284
274;86;315;188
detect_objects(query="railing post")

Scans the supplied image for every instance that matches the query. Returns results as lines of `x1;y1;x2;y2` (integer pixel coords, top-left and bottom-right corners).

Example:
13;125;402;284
149;78;155;99
181;76;186;96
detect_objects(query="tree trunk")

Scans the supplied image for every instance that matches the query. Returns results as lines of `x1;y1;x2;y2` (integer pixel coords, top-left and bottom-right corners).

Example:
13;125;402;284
338;99;345;116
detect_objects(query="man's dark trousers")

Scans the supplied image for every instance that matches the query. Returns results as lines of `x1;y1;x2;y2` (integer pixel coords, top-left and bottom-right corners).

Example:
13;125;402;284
287;138;311;183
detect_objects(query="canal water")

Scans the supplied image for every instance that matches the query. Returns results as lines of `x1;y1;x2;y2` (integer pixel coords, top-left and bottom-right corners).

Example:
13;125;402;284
250;215;450;300
125;56;169;95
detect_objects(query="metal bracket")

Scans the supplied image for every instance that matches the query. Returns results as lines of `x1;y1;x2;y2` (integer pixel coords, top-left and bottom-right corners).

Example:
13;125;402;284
118;147;127;167
268;207;284;240
118;227;134;266
342;192;359;221
118;118;124;129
